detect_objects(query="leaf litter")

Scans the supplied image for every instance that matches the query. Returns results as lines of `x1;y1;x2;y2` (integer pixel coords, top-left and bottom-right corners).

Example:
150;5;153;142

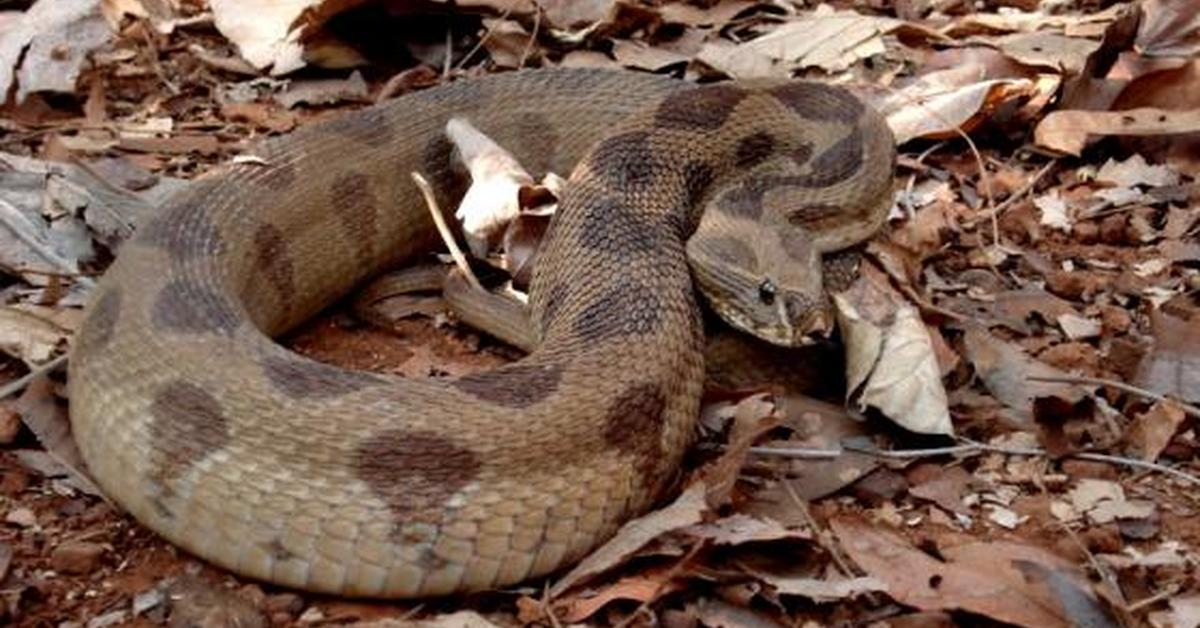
1;0;1200;625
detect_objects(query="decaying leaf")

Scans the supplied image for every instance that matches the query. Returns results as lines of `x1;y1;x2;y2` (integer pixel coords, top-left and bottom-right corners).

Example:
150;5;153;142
0;0;112;103
1126;399;1188;461
14;375;103;498
962;325;1089;424
884;68;1036;143
835;271;952;435
1136;305;1200;403
1035;108;1200;156
833;517;1098;628
550;483;708;597
446;117;536;257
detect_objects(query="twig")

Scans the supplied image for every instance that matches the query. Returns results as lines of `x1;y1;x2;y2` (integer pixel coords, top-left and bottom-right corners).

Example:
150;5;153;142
409;172;484;292
0;354;68;400
518;3;542;68
1027;374;1200;420
981;160;1057;219
749;438;1200;486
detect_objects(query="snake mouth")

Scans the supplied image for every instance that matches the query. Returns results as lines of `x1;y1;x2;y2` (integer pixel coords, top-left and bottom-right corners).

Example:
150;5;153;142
709;299;833;348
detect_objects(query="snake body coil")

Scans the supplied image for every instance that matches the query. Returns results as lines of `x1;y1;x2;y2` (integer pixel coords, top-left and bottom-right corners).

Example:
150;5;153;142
68;70;894;597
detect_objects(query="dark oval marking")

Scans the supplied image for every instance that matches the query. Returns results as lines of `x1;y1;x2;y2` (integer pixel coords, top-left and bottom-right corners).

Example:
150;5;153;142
355;429;482;527
577;195;663;257
75;288;122;355
655;84;748;130
735;131;776;169
573;281;662;343
253;223;295;317
603;383;667;489
699;235;757;268
259;354;386;399
331;172;380;264
453;362;564;408
147;381;231;483
768;82;864;124
152;279;240;334
588;130;660;190
792;128;864;188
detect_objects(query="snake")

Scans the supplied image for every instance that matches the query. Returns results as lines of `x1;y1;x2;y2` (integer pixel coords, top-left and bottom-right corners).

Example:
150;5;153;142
67;69;895;597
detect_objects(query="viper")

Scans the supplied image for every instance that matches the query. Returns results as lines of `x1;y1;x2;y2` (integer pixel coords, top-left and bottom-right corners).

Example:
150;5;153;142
68;69;894;597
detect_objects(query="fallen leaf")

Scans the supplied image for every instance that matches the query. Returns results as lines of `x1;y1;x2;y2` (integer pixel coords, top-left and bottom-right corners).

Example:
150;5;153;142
1057;313;1101;340
557;572;684;623
1096;154;1180;188
0;306;72;365
833;517;1093;628
1136;305;1200;403
909;465;973;515
447;117;536;257
1137;0;1200;57
695;598;784;628
737;7;902;73
835;271;952;436
991;31;1099;74
682;513;810;546
1035;108;1200;156
759;575;887;602
962;325;1089;425
884;68;1036;143
15;376;104;497
1127;399;1188;461
550;483;708;596
1156;594;1200;628
0;0;112;103
1034;191;1073;232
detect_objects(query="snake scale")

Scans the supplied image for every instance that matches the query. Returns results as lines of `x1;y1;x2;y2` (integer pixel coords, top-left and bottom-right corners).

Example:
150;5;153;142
67;69;894;597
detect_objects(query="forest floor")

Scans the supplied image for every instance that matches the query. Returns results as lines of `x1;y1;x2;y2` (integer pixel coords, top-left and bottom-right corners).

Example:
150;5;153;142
0;0;1198;626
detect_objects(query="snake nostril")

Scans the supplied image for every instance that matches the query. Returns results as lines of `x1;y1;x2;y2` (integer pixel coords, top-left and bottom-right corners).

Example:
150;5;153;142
758;279;776;305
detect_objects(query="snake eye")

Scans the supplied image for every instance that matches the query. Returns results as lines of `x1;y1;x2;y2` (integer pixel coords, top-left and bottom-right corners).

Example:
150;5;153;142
758;279;776;305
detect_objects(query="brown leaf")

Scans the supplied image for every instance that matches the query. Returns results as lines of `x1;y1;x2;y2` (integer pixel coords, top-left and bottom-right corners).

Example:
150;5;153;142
832;517;1091;628
1034;108;1200;156
550;482;708;597
1127;400;1188;461
1136;304;1200;403
1137;0;1200;57
557;572;684;623
702;393;779;508
681;513;811;546
884;68;1038;143
15;375;104;498
962;325;1090;425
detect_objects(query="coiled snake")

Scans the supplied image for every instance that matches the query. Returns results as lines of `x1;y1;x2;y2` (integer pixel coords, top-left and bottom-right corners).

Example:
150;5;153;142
68;69;894;597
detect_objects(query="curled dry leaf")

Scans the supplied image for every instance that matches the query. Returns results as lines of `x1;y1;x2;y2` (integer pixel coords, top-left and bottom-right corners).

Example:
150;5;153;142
550;482;708;597
835;271;952;436
883;67;1037;144
1127;399;1189;462
557;572;685;624
1137;0;1200;58
446;117;536;257
832;517;1096;628
962;325;1089;425
1034;108;1200;156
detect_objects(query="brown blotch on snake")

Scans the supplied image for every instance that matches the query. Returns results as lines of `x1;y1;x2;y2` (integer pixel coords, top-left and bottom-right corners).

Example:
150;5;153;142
589;131;661;189
453;362;564;408
735;131;777;169
147;381;231;483
152;279;240;334
654;84;748;130
324;107;395;148
354;429;482;527
573;281;662;343
259;354;387;399
768;82;864;124
252;224;296;316
331;172;381;263
74;288;121;355
702;235;759;268
603;383;667;489
577;195;664;256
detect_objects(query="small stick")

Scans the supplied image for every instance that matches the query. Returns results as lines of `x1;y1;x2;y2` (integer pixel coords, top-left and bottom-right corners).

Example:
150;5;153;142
1027;374;1200;419
409;172;484;292
453;3;519;71
0;354;68;400
518;3;542;68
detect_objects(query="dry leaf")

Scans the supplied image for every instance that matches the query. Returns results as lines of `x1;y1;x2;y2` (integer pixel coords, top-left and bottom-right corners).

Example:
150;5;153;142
1136;306;1200;403
1035;108;1200;156
0;0;112;103
550;483;708;597
275;71;369;108
208;0;320;73
833;517;1093;628
557;572;684;623
759;575;887;602
962;325;1089;423
884;68;1036;143
1034;191;1072;232
682;513;810;546
446;117;535;257
15;375;104;498
990;32;1099;74
835;272;952;436
1137;0;1200;57
1096;153;1180;188
1127;399;1188;461
740;7;901;73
